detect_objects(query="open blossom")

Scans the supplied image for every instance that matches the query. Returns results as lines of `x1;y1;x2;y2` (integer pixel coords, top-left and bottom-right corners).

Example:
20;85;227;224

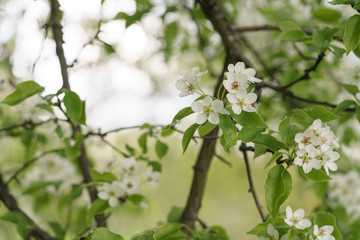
223;72;248;93
175;66;207;97
98;181;124;207
120;176;141;195
294;119;339;175
191;96;228;125
118;157;143;176
100;157;119;173
313;225;335;240
284;206;311;230
226;62;262;84
143;166;161;187
259;224;279;240
226;89;257;114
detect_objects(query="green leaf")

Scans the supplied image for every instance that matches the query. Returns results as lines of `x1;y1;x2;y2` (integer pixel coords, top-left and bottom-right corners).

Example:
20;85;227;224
164;21;178;47
92;227;124;240
329;0;357;5
172;107;194;123
218;114;237;147
1;81;44;106
48;221;65;240
312;212;342;240
182;124;199;153
254;144;268;158
209;226;230;240
312;27;339;47
356;106;360;123
306;105;339;122
155;140;168;159
230;110;268;129
329;44;346;58
36;103;54;114
78;100;86;125
238;127;265;142
278;21;301;31
278;117;298;146
153;223;185;240
220;134;231;155
148;161;162;172
247;222;268;236
90;169;117;183
264;152;283;169
69;185;83;201
253;134;285;152
87;199;109;221
138;132;148;153
341;83;359;96
312;8;342;24
161;125;174;137
300;168;332;182
131;231;156;240
63;90;83;126
198;121;216;137
55;125;63;138
265;165;292;220
344;14;360;54
167;206;183;223
128;194;145;205
1;211;35;237
103;42;116;54
334;100;356;113
280;30;311;44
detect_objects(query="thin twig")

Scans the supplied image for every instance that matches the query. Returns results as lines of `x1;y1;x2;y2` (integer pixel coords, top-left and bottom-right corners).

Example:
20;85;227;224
240;143;267;222
6;148;63;185
0;118;65;133
214;153;232;167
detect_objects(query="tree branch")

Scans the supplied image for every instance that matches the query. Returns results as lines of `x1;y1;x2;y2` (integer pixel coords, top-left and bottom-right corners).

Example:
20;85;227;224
49;0;106;227
0;172;57;240
239;143;267;222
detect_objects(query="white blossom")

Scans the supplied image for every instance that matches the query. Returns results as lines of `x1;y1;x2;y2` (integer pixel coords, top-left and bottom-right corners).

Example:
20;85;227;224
191;96;228;125
98;181;124;207
226;89;257;114
120;176;141;195
143;166;161;187
100;157;119;173
294;149;319;173
313;225;335;240
284;206;311;230
118;157;143;176
322;150;339;175
175;66;207;97
223;72;248;93
226;62;262;84
139;201;148;211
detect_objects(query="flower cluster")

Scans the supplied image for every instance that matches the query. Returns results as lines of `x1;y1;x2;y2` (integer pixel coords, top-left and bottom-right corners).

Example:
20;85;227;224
328;170;360;219
97;156;161;207
294;119;340;175
24;156;80;193
176;62;261;125
313;225;335;240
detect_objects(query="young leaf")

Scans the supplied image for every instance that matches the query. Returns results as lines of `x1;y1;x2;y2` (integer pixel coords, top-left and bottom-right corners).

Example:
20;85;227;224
300;168;332;182
265;165;292;220
280;30;311;44
92;227;124;240
198;121;216;137
1;211;35;238
220;134;231;155
247;222;268;236
87;199;109;221
344;14;360;54
182;124;199;153
312;8;341;24
218;114;237;147
155;140;168;159
48;221;66;240
334;100;356;113
340;83;359;96
63;90;83;126
172;107;193;123
238;127;265;143
138;132;148;153
230;110;268;129
167;206;183;223
253;134;285;152
356;106;360;123
278;117;298;146
153;223;185;240
1;81;44;106
306;105;339;122
90;170;117;183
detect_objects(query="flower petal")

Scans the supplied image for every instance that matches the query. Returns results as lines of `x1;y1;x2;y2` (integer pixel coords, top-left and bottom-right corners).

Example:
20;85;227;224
191;101;204;112
196;113;207;124
208;112;220;124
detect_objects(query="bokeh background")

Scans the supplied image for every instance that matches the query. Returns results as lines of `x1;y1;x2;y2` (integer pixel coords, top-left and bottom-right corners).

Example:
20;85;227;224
1;0;360;239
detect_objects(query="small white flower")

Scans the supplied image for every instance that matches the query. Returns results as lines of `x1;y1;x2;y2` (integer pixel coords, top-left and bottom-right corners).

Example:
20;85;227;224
322;150;340;175
175;66;207;97
356;83;360;101
100;157;119;173
284;206;311;230
226;89;257;114
118;157;143;176
223;72;248;93
295;131;313;150
143;166;161;187
139;201;148;211
294;149;318;173
259;224;279;240
98;181;124;207
191;96;228;125
313;225;335;240
226;62;262;83
120;176;141;195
